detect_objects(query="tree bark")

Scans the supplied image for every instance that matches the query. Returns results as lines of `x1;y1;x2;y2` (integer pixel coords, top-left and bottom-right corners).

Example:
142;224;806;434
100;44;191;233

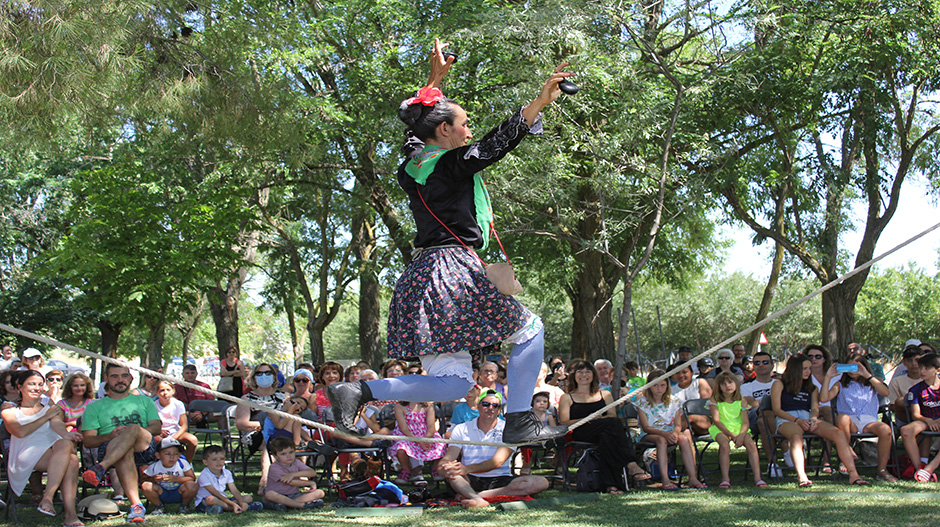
95;319;122;383
145;317;166;370
569;262;615;363
208;275;243;357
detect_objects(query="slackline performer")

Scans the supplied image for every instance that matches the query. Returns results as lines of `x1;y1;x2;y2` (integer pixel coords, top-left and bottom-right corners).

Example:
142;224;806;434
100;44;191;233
329;39;572;444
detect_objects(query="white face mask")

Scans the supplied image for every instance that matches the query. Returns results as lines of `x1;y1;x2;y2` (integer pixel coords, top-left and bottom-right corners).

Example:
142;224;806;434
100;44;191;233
255;373;275;388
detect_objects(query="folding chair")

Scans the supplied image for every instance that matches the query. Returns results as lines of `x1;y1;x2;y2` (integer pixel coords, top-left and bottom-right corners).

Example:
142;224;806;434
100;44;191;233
682;399;718;483
761;396;834;482
187;400;235;454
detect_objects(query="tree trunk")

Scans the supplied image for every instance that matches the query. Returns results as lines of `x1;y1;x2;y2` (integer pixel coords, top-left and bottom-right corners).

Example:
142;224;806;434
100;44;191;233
283;290;306;367
351;203;383;369
821;284;859;362
96;319;122;383
747;240;784;354
308;321;325;366
146;318;166;369
569;265;615;363
208;275;243;358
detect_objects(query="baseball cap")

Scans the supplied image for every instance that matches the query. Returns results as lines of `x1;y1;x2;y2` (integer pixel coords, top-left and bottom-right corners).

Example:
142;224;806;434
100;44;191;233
22;348;42;359
478;388;504;406
157;437;182;452
697;357;714;369
906;339;923;348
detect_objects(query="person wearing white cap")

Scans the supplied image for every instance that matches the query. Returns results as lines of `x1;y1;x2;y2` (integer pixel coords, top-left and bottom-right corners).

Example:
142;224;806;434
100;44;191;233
141;437;198;515
21;348;51;375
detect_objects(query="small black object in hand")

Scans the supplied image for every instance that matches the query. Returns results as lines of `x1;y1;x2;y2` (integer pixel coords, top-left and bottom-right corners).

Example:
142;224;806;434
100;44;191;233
558;79;579;95
442;51;458;63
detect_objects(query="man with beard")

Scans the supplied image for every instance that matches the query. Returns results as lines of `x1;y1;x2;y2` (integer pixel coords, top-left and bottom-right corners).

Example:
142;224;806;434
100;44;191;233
81;363;162;523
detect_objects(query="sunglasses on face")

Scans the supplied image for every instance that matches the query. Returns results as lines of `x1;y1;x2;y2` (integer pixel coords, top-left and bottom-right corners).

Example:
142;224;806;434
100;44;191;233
256;371;273;376
294;378;310;383
754;360;772;365
718;357;732;360
807;354;824;360
48;378;62;383
479;401;501;408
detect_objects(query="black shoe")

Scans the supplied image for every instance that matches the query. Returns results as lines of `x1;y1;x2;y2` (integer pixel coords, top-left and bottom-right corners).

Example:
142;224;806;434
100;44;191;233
327;380;374;435
502;410;567;444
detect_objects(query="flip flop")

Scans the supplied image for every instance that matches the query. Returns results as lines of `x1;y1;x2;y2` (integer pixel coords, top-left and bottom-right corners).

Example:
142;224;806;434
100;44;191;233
755;480;769;488
628;467;652;481
63;520;86;527
849;478;870;486
718;481;732;489
915;468;933;483
690;482;708;490
798;480;813;488
661;483;681;491
37;504;57;517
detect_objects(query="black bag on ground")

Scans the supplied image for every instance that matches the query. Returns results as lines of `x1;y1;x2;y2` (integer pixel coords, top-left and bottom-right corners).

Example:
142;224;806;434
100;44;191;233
575;449;603;492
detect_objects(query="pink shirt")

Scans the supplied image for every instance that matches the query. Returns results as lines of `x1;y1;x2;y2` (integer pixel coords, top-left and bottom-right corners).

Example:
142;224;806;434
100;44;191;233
266;458;310;496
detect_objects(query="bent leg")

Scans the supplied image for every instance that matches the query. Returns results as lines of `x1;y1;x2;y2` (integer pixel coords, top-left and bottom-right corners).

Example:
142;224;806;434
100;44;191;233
367;374;473;403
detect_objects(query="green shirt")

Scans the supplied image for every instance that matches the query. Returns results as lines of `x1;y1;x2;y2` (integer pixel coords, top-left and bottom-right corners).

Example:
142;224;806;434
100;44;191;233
82;393;159;436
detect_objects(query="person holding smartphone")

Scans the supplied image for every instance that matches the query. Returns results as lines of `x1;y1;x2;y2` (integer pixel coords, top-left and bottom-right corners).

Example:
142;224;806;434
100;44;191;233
821;353;895;481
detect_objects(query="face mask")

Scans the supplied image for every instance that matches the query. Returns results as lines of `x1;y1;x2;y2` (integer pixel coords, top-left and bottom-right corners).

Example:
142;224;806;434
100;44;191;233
255;373;275;388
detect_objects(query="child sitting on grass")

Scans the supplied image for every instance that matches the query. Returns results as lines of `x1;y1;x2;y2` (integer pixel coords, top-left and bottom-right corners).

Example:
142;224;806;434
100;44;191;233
141;438;198;514
263;436;325;510
194;445;263;514
708;372;766;488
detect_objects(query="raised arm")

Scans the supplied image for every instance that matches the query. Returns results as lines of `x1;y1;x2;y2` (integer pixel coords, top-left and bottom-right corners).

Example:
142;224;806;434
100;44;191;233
426;38;455;89
521;62;574;126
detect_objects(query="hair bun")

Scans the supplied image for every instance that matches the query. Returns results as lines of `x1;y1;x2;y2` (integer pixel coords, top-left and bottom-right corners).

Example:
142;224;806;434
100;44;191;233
398;100;422;128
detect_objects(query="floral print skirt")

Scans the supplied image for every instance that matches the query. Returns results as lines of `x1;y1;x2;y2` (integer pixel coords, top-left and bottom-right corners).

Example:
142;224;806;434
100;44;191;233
387;246;529;360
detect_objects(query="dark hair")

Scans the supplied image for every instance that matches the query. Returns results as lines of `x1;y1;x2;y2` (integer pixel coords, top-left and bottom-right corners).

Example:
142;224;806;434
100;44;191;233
840;353;873;388
921;342;938;353
782;355;816;395
269;436;295;454
202;445;225;459
678;345;693;354
801;344;831;371
531;391;550;406
398;97;459;142
753;351;773;362
183;364;197;372
12;369;45;391
104;362;128;376
566;360;599;394
625;361;639;370
904;345;926;360
917;353;940;370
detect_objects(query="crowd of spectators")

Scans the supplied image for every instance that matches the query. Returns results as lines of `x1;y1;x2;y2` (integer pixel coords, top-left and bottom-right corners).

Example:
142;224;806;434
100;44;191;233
3;338;940;521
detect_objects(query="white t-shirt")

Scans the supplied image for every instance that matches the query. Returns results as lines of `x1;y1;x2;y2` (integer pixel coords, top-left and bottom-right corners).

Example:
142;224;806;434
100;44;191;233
449;418;512;478
195;467;234;506
156;398;186;435
741;380;775;405
811;375;830;407
144;457;193;490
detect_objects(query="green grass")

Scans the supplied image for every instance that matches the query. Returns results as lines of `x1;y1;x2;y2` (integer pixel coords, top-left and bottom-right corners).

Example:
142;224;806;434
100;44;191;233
9;445;940;526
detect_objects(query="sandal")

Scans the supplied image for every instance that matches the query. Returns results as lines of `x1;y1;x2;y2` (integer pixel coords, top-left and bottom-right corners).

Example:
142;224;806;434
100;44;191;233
849;478;870;486
876;470;898;482
63;521;86;527
797;480;813;488
838;463;849;475
915;468;933;483
718;481;731;489
37;503;57;517
755;480;768;488
689;482;708;490
661;482;680;491
627;464;652;481
821;463;833;474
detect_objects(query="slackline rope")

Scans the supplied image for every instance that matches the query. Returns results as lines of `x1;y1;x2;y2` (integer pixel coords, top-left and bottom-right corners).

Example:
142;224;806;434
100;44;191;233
2;219;939;446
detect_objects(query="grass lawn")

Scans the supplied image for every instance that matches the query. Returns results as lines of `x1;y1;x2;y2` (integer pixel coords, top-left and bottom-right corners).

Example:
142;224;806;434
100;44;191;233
8;443;939;526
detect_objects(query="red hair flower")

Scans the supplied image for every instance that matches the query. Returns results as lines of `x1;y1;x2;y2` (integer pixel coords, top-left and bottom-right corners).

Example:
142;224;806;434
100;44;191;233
404;85;444;106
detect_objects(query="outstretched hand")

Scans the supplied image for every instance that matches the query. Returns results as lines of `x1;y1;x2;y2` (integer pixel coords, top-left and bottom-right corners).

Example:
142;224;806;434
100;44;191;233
522;62;575;126
427;38;455;89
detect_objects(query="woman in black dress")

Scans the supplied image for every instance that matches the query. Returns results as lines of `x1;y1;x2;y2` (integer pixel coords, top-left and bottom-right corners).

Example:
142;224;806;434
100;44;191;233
558;360;650;492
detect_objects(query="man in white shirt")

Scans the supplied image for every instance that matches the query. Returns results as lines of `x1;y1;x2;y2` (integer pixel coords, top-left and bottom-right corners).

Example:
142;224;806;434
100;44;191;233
0;345;14;370
437;390;548;508
741;351;777;468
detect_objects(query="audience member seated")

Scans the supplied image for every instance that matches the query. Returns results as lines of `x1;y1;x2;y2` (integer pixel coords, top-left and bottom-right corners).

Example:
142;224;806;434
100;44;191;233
771;354;869;487
1;370;83;526
263;437;325;510
742;351;777;468
57;372;95;432
624;361;646;391
594;359;613;391
141;437;198;514
174;364;217;427
45;369;65;402
820;353;896;481
81;363;163;523
132;367;162;400
740;356;756;381
518;391;557;475
634;369;702;489
889;345;926;424
288;369;316;410
709;372;765;488
390;400;446;486
21;347;51;375
477;362;506;399
676;346;698;374
449;384;483;430
219;346;247;398
669;363;713;435
0;344;14;370
534;362;565;408
265;395;311;447
559;361;651;493
344;365;361;383
900;353;940;481
436;391;549;508
706;349;743;382
696;358;714;379
234;363;287;494
731;344;747;373
155;380;199;461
